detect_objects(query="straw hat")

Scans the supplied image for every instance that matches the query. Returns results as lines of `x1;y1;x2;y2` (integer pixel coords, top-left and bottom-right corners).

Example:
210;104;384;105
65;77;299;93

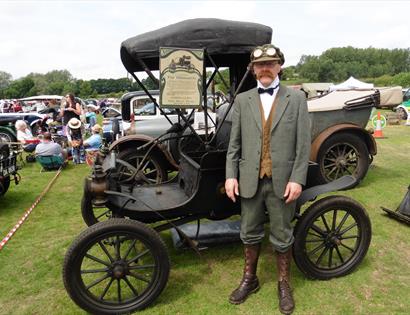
68;117;82;129
91;124;102;133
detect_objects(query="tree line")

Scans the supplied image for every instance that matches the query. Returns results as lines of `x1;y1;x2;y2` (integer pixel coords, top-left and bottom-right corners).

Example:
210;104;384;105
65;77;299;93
2;46;410;99
0;70;156;99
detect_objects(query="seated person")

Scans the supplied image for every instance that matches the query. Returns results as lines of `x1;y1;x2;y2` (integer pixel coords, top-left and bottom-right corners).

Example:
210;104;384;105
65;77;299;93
15;120;39;152
84;124;102;151
67;118;85;164
35;132;67;163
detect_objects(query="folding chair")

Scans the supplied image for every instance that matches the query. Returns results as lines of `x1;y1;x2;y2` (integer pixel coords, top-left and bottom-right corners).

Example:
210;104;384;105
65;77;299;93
36;155;65;172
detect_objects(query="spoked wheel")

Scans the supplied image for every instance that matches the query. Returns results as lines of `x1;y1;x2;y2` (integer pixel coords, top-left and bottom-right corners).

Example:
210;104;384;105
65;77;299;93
397;107;408;120
63;219;170;315
0;131;15;143
116;148;167;185
293;195;371;280
317;132;369;187
81;193;119;227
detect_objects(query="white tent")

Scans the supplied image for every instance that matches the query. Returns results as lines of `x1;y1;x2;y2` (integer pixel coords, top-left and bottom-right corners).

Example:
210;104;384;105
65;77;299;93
329;76;374;91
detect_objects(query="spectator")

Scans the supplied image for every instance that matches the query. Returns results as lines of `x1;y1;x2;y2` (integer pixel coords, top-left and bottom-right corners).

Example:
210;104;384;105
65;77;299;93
84;124;102;151
60;93;82;135
85;105;97;129
35;132;66;160
67;118;85;164
15;120;38;152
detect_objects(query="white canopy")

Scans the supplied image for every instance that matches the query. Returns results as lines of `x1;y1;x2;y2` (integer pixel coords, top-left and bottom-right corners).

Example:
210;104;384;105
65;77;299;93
19;95;63;101
329;76;374;91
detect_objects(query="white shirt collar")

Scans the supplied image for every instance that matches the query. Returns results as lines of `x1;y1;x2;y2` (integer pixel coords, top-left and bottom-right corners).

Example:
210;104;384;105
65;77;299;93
257;76;280;89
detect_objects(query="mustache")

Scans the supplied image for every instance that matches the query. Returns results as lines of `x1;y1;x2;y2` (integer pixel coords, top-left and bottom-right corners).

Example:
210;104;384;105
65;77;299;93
256;71;275;80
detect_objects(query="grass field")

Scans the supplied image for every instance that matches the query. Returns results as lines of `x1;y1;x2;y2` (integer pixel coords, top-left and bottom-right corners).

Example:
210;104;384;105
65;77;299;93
0;122;409;315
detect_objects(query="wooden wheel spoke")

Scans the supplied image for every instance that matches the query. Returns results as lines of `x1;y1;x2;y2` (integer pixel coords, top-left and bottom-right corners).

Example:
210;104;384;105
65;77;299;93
129;264;156;270
310;223;327;236
308;241;326;256
340;235;359;240
123;276;139;296
331;210;337;231
86;274;110;290
81;267;109;274
98;241;114;263
315;246;329;265
340;242;355;252
99;278;114;300
335;245;345;264
115;236;121;260
129;271;151;283
308;231;324;239
336;212;350;233
123;239;137;261
117;279;122;302
328;247;334;268
320;214;331;233
128;249;150;264
85;253;111;267
339;222;358;236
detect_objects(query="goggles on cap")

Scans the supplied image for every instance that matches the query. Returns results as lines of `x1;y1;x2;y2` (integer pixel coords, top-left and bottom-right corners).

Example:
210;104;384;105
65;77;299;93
252;46;277;59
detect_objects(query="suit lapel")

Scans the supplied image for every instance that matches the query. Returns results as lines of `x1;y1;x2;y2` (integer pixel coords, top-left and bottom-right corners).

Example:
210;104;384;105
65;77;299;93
248;88;262;131
270;85;290;133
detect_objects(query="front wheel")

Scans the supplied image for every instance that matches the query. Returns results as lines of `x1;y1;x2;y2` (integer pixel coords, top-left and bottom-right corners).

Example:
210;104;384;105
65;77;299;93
63;219;170;314
293;195;371;280
316;132;370;186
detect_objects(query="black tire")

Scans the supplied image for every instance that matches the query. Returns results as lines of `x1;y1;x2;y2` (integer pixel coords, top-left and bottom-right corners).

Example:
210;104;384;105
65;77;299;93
316;132;370;186
117;148;167;185
63;219;170;314
81;193;120;227
397;107;408;120
0;143;10;158
293;195;371;280
0;130;16;143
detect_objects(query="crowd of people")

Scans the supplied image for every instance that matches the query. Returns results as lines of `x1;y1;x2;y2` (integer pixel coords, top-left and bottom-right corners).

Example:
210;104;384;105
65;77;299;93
14;93;103;167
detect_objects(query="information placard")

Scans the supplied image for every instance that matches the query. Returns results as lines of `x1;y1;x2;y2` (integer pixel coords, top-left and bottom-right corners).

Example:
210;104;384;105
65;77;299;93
159;47;204;108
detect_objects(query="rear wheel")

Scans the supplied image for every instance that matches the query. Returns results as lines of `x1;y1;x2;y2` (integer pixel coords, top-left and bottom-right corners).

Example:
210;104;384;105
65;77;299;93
397;107;408;120
63;219;170;314
117;148;167;185
316;132;369;186
293;195;371;279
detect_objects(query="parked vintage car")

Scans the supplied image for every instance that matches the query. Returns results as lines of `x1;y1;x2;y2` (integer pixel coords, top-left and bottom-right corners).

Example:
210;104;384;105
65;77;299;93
0;112;46;142
0;143;20;197
395;100;410;120
63;18;372;315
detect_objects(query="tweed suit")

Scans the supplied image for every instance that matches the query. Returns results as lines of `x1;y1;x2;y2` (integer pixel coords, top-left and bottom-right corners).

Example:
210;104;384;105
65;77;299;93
226;84;311;251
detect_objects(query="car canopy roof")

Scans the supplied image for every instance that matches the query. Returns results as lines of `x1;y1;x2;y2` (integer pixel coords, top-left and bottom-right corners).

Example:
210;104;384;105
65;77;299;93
120;18;272;72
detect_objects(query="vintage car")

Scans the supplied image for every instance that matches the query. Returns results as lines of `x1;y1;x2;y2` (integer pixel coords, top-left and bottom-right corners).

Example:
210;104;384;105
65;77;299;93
0;143;20;197
63;19;372;315
0;112;46;142
395;100;410;120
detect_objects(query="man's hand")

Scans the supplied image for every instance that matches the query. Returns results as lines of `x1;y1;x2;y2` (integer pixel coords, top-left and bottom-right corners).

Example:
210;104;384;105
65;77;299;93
225;178;239;202
283;182;302;204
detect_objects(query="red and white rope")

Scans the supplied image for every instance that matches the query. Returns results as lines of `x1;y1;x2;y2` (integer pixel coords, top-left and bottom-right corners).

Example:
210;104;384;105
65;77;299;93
0;167;63;250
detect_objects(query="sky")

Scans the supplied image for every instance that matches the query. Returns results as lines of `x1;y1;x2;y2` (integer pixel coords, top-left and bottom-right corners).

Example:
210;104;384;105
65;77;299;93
1;0;409;81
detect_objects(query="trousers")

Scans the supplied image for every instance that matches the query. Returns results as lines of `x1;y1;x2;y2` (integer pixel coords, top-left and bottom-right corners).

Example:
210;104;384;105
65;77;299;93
240;177;295;252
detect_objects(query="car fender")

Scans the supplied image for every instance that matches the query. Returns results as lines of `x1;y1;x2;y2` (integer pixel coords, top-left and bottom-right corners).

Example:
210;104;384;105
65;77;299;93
310;123;377;162
109;134;178;170
0;125;17;138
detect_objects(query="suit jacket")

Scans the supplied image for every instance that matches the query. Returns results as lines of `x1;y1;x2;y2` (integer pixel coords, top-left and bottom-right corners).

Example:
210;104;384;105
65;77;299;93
226;84;311;198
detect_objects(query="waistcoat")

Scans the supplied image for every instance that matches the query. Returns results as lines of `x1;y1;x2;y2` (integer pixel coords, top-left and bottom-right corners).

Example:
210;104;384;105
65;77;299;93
258;97;279;178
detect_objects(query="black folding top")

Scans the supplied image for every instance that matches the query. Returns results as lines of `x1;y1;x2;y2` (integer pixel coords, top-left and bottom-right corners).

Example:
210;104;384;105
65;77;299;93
120;18;272;72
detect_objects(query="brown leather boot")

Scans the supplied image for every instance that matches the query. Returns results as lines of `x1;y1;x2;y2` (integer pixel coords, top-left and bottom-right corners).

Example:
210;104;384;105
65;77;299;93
276;250;295;314
229;243;261;304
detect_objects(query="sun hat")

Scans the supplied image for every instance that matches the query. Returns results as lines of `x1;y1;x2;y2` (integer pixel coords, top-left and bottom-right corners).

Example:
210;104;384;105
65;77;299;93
68;117;82;129
250;44;285;65
91;124;102;133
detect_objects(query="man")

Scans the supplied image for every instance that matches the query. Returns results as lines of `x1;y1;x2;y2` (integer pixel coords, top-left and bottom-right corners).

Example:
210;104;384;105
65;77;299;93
225;44;311;314
84;124;102;151
35;132;66;167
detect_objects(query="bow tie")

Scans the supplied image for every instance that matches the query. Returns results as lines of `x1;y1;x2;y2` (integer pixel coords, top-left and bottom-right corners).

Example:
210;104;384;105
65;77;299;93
257;85;278;95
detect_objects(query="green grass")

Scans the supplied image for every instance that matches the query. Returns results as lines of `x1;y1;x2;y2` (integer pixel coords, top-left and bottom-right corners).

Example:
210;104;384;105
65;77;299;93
0;123;409;315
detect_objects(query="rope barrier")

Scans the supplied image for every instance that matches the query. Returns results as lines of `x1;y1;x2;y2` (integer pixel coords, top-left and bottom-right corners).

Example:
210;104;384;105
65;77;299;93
0;166;63;251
